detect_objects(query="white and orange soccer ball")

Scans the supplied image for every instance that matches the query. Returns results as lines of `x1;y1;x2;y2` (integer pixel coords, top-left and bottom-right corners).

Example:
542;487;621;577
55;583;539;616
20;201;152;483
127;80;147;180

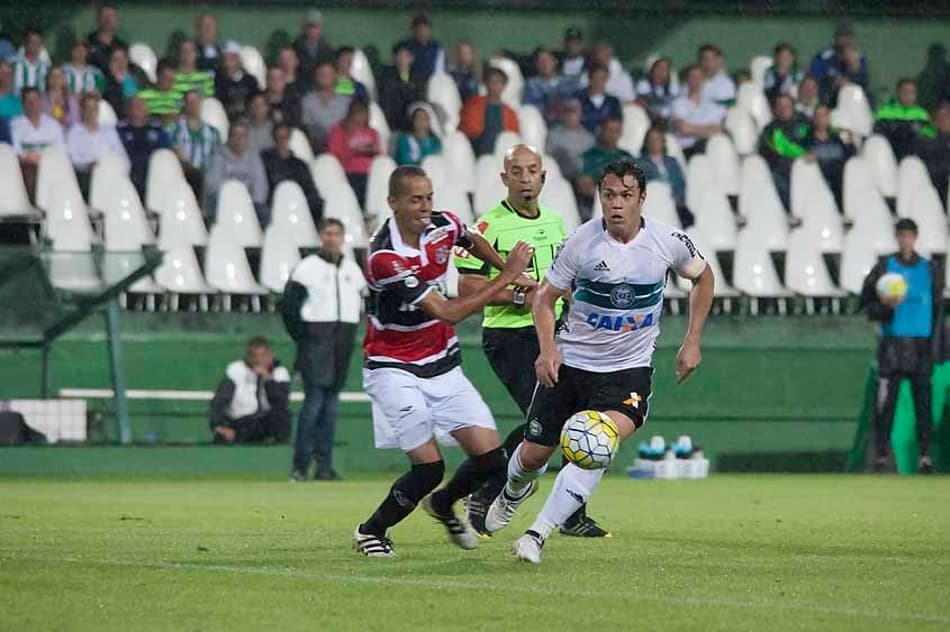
560;410;621;470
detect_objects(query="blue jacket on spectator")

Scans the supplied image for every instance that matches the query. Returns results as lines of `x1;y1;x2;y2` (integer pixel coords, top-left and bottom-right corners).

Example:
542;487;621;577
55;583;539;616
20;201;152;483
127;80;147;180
0;116;9;144
809;45;870;105
117;121;171;198
450;69;479;103
523;75;577;125
637;154;687;207
577;88;622;133
402;39;444;81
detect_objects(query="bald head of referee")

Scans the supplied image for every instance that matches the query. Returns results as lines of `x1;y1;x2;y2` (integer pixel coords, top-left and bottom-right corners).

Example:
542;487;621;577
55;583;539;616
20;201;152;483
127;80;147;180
501;144;545;215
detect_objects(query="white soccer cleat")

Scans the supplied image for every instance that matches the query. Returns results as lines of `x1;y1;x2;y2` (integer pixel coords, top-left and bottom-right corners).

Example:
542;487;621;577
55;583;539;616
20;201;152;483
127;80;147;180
484;480;538;534
352;526;395;558
421;495;479;550
512;532;544;564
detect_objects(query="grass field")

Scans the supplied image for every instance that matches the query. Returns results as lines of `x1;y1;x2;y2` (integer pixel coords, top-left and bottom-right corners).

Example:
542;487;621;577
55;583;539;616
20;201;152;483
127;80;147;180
2;474;948;632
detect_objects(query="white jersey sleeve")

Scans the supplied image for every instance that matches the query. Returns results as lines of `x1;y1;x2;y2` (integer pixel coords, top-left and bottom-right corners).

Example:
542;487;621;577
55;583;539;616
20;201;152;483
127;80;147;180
666;229;707;280
544;230;582;291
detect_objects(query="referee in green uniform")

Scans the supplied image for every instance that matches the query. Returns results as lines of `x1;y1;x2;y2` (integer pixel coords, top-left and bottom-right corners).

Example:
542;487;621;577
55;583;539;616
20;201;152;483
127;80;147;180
456;144;609;538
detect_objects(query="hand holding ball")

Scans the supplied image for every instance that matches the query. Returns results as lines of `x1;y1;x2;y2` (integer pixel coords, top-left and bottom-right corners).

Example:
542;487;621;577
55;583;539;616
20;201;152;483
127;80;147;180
875;272;908;307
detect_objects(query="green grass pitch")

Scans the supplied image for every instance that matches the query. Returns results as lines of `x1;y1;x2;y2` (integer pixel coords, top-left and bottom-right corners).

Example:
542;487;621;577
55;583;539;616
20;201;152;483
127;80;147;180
1;474;948;631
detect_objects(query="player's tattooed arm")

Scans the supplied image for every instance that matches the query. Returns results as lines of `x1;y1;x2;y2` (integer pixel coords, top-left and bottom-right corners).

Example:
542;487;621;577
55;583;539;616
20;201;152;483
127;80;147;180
676;264;714;384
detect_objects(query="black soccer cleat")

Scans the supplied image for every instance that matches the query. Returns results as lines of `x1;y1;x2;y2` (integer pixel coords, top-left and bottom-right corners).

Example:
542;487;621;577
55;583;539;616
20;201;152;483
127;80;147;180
353;526;396;558
421;496;479;550
560;514;612;538
463;494;491;538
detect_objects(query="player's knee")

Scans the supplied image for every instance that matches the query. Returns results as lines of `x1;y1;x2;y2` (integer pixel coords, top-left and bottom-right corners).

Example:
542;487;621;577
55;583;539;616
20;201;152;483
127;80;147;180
472;446;507;477
519;442;554;471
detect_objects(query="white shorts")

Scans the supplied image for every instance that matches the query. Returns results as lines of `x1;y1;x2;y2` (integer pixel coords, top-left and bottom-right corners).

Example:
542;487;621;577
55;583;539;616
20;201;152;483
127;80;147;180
363;366;497;452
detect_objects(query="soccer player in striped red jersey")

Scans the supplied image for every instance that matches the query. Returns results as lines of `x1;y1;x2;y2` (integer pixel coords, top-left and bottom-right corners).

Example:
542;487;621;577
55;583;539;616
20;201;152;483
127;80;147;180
353;165;535;557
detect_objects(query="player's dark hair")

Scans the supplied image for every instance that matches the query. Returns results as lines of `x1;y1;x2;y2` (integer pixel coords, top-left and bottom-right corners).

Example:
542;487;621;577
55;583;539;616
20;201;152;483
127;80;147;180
641;126;666;154
389;165;428;197
599;158;646;195
895;218;918;234
319;217;345;233
246;336;269;350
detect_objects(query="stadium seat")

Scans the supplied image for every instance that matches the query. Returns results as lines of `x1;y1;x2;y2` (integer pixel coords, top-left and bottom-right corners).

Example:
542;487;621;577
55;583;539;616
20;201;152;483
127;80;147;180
724;108;758;156
489;56;524;107
443;130;476;193
785;228;844;297
665;133;687;173
517;104;547;151
474;154;506;216
214;180;263;247
46;183;93;250
749;55;773;86
492;130;523;160
104;177;153;249
323;184;369;249
733;228;791;299
201;97;229;141
158;179;209;248
685;231;739;297
736;82;772;131
288;127;314;162
239;45;267;90
351;48;377;102
259;225;301;293
591;192;603;219
97;99;118;126
642;181;681;227
365;155;397;227
310;153;348;194
831;84;873;138
426;73;462;133
420;154;449;188
538;175;581;232
861;134;898;198
155;244;215;310
704;134;741;196
686;154;737;251
619;103;651;155
422;154;474;224
145;148;186;212
0;143;33;216
541;154;562;181
35;145;82;212
129;42;157;83
739;155;788;251
368;101;391;152
204;225;267;309
89;150;131;214
270;180;319;247
790;159;844;253
907;185;948;255
840;225;887;294
897;156;934;217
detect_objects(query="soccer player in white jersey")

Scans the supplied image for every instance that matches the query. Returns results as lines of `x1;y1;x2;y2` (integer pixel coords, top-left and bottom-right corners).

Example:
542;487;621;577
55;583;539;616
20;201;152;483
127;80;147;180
485;158;714;563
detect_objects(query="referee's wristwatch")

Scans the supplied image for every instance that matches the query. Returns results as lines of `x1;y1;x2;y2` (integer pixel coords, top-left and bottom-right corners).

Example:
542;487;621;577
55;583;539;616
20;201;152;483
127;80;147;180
512;290;526;306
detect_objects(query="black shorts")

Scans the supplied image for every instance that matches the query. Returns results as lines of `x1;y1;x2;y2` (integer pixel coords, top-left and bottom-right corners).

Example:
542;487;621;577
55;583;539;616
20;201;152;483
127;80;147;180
524;364;653;447
482;327;541;415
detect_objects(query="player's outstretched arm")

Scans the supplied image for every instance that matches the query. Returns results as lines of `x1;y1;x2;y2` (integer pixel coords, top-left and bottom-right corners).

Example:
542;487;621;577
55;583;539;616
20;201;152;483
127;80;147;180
532;280;563;387
676;264;714;384
417;241;534;325
466;232;537;290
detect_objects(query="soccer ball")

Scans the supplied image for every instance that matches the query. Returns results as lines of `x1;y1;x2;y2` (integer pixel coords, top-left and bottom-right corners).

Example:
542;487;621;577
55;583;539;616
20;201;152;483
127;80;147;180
875;272;908;301
560;410;621;470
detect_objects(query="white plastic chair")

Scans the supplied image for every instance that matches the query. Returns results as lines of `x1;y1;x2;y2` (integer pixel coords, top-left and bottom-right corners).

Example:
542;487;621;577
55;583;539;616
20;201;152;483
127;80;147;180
310;153;348;194
97;100;118;126
489;56;524;108
785;228;844;297
365;155;397;227
684;231;739;297
46;183;93;250
443;130;476;193
427;73;462;133
214;180;263;247
749;55;773;86
897;156;934;217
239;45;266;90
907;184;948;255
474;154;506;216
323;184;369;249
665;133;687;173
368;101;391;152
434;179;475;226
270;180;319;247
145;148;186;212
158;179;209;248
351;48;377;102
129;42;157;83
619;103;651;155
289;127;314;161
36;145;82;212
201;97;229;141
0;143;32;215
840;226;887;293
724;108;758;156
832;84;873;138
704;134;741;196
204;224;267;308
517;104;547;151
736;82;772;131
739;155;789;252
539;175;581;232
642;181;680;227
862;134;898;198
686;154;737;251
733;228;791;299
104;177;153;249
89;150;131;214
260;225;302;293
791;159;844;253
492;130;524;160
421;153;449;188
155;244;215;309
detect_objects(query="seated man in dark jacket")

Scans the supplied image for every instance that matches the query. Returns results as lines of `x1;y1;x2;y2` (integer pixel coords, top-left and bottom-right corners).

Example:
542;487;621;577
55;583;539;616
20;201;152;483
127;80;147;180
261;122;324;224
209;337;291;444
874;78;935;161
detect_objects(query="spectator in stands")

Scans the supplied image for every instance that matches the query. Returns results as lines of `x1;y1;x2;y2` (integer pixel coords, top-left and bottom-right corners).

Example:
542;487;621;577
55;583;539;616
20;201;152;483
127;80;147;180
247;92;273;152
86;4;127;72
301;59;349;153
808;23;870;106
671;64;725;158
577;65;622;133
874;78;935;161
173;90;221;201
377;43;422;134
763;42;803;104
277;45;305;98
118;97;170;198
449;41;480;103
41;67;77;127
328;99;380;208
102;46;141;116
174;40;214;100
698;43;736;107
261;122;323;223
295;9;333;85
333;46;368;102
0;117;10;145
759;94;810;213
195;13;221;73
637;126;694;227
461;66;519;156
861;218;941;474
67;92;129;196
635;57;678;125
400;13;445;81
63;39;104;95
586;43;635;103
209;337;291;445
392;103;442;166
558;26;586;80
265;66;300;127
0;27;14;63
282;219;366;481
796;75;820;120
215;41;259;121
523;47;574;126
0;59;24;119
204;119;269;223
917;102;950;207
137;60;182;134
13;29;48;95
545;98;594;182
802;104;855;212
10;87;65;202
917;44;950;111
575;117;634;218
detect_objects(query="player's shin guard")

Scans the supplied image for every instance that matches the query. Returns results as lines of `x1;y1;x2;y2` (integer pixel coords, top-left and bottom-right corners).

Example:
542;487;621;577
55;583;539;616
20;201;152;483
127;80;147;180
360;461;445;536
505;443;548;497
528;464;604;540
430;447;506;516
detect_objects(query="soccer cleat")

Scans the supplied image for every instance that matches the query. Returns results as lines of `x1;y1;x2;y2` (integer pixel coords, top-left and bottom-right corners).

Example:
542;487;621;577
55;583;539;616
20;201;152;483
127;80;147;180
484;480;538;534
559;514;612;538
352;526;395;558
289;470;307;483
421;495;479;550
463;494;491;538
512;532;544;564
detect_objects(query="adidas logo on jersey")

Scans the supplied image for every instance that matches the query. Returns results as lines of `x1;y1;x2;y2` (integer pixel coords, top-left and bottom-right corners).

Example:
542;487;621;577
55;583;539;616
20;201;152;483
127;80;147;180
593;260;611;271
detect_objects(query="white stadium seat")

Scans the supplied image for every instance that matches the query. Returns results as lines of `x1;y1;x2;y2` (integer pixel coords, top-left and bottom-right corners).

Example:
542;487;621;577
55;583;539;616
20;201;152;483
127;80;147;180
724;108;758;156
749;55;773;86
427;73;462;133
260;225;302;293
368;101;391;153
840;226;888;294
89;150;131;214
289;127;314;162
201;97;229;141
423;154;475;225
474;154;506;216
897;155;934;217
619;103;651;155
791;159;843;253
785;228;844;297
539;175;581;232
365;155;397;227
907;184;948;255
129;42;157;83
704;134;741;196
492;130;523;160
685;232;739;297
158;179;208;248
642;181;680;227
145;148;186;212
489;56;524;108
739;155;788;251
155;245;215;305
443;130;477;193
323;184;369;249
665;133;687;173
861;134;898;198
104;177;153;249
517;104;547;151
46;183;93;250
831;84;873;138
97;100;118;126
311;153;348;194
736;81;772;131
214;180;263;247
270;180;320;247
36;145;82;212
0;143;33;216
351;48;377;101
686;154;737;251
733;228;791;298
239;45;266;90
204;225;267;301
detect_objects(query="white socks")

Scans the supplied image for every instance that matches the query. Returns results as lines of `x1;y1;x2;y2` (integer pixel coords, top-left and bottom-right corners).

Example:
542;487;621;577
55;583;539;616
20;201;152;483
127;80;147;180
528;464;605;540
505;443;547;497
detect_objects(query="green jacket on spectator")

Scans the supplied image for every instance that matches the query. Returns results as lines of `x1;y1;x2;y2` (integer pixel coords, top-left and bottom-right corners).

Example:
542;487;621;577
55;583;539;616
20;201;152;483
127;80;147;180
759;118;810;172
873;100;935;160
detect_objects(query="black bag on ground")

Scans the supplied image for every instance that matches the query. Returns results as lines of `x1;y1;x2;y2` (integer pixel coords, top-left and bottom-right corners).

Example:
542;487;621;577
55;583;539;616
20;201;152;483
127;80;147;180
0;411;48;445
